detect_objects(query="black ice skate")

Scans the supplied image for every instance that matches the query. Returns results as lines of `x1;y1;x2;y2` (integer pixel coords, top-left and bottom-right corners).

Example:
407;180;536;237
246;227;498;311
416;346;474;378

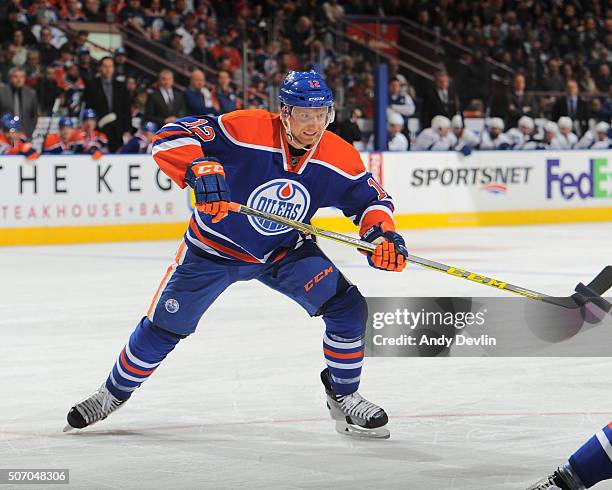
63;383;126;432
320;368;390;439
525;465;583;490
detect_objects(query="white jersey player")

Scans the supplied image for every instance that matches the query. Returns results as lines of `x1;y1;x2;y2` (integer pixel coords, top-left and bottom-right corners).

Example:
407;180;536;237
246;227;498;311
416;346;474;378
478;117;512;150
413;115;456;150
577;121;611;149
451;115;478;154
387;110;409;151
552;116;578;149
506;116;535;149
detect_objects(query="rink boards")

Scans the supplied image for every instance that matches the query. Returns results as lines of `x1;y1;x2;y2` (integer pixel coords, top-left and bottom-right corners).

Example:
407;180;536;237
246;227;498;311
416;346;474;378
0;150;610;245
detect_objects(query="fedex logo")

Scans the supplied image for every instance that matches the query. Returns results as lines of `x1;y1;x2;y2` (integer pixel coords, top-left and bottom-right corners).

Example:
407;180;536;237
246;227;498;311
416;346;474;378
546;158;612;200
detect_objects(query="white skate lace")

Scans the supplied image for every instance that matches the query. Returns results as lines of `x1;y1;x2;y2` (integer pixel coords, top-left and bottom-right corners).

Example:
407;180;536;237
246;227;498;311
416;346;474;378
527;475;558;490
76;384;123;425
337;392;382;421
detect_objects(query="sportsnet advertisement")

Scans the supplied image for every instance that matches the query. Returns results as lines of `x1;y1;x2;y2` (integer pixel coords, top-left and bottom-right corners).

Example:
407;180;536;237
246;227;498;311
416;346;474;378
0;151;610;245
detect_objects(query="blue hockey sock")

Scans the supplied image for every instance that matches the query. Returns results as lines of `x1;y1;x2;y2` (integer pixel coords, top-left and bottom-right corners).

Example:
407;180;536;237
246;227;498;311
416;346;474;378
105;317;182;400
568;422;612;488
322;286;367;395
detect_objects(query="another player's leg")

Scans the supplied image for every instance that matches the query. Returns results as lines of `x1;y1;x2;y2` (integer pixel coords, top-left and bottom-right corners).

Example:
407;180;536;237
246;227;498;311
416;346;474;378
526;421;612;489
259;239;389;438
64;242;232;431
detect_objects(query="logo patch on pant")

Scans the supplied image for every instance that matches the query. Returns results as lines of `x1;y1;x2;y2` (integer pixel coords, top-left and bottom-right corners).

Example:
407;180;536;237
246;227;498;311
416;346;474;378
304;266;334;292
165;299;180;313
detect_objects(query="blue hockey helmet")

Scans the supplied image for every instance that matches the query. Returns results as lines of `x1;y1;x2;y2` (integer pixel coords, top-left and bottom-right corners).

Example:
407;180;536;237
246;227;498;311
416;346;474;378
278;70;334;108
142;121;158;132
1;112;15;129
82;108;97;121
2;114;21;132
59;116;74;128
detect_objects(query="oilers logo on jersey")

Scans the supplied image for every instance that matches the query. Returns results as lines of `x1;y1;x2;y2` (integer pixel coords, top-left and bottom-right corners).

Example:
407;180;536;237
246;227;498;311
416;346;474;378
247;179;311;235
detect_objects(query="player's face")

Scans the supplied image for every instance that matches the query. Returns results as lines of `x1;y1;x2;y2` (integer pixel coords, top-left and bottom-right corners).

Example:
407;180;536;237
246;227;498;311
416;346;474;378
288;107;329;147
83;119;96;132
60;127;72;139
6;131;19;143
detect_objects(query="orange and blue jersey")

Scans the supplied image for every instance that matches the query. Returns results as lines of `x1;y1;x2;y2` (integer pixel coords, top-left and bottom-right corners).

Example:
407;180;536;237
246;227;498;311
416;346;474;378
0;133;39;159
152;109;395;264
80;129;108;155
43;130;85;154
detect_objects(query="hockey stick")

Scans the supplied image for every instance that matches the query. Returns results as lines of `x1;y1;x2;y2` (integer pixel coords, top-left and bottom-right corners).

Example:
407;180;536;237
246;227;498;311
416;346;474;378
226;202;612;313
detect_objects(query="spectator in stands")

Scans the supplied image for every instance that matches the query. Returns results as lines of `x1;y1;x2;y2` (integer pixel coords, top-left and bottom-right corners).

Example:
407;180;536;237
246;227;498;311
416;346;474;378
37;26;60;67
387;111;409;151
83;0;105;22
31;15;67;51
119;0;149;39
37;66;62;115
541;58;565;92
24;50;42;88
388;77;415;120
184;69;219;116
60;0;85;21
131;87;148;120
0;6;36;46
413;115;455;151
335;107;363;150
351;72;375;119
190;33;217;70
176;14;198;55
553;117;578;149
77;47;95;82
451;115;478;155
594;63;611;93
82;56;132;152
62;61;85;116
419;69;460;131
43;116;83;154
145;69;186;127
506;116;535;149
211;29;242;74
0;67;38;138
387;58;411;96
79;108;108;159
498;73;537;129
113;47;131;83
214;69;241;114
120;121;157;153
9;29;28;67
551;79;589;135
478;118;512;150
0;113;38;159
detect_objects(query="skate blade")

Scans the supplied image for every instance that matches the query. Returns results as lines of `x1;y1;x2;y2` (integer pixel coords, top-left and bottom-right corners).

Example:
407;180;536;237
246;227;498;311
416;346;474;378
62;424;74;433
335;421;390;439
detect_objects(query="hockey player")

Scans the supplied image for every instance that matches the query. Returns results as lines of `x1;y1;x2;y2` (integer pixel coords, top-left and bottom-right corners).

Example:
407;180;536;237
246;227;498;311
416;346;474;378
506;116;535;149
450;114;478;155
120;121;158;153
553;117;578;149
413;115;456;150
526;421;612;489
576;122;611;149
43;116;84;154
478;117;512;150
0;114;39;159
387;110;409;151
64;70;407;439
79;108;108;159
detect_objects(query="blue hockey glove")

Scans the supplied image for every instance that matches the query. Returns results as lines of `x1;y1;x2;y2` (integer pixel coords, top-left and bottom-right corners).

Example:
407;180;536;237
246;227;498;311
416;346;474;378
185;157;231;223
361;222;408;272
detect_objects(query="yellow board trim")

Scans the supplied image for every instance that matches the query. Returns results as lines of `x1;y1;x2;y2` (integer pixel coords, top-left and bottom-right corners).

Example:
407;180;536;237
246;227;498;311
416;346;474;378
0;223;187;246
311;207;612;232
1;207;611;246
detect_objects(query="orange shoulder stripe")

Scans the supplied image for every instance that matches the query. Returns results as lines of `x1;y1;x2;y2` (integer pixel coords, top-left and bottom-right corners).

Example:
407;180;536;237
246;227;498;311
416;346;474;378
311;131;366;178
218;109;281;149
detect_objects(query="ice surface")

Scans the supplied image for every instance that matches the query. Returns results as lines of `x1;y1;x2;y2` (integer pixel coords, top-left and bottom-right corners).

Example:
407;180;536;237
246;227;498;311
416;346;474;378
1;223;611;489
